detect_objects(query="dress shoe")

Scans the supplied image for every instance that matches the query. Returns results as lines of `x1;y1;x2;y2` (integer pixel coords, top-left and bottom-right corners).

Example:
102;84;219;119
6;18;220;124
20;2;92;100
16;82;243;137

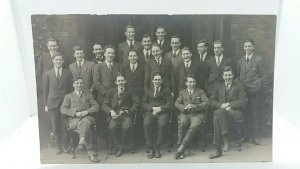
115;148;123;157
253;138;261;145
89;155;100;163
240;137;249;143
175;151;184;160
56;147;63;155
208;146;222;159
147;149;155;159
222;142;230;152
155;150;161;158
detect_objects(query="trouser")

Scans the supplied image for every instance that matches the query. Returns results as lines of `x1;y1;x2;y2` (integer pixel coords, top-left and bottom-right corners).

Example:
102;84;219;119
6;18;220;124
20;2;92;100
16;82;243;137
143;113;169;146
108;115;133;148
244;92;262;139
213;108;243;146
48;108;66;148
177;113;203;146
74;117;96;152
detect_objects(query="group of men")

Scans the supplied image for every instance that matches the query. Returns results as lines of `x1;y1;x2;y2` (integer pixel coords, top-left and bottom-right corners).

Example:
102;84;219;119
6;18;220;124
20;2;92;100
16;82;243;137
37;24;267;163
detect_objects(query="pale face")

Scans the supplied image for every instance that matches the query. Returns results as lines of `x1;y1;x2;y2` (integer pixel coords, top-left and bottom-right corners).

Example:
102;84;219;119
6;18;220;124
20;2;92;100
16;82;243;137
52;55;64;68
155;28;166;41
185;77;196;90
151;46;162;60
104;48;115;62
125;27;135;41
93;44;103;58
182;49;192;63
115;76;127;89
197;43;208;55
152;75;162;88
223;71;234;84
74;50;85;61
214;43;224;56
244;42;254;56
47;41;59;53
170;38;181;51
142;37;152;50
128;51;138;64
73;79;84;91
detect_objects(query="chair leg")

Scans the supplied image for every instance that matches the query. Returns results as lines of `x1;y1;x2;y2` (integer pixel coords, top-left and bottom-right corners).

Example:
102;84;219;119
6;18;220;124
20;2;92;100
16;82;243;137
201;123;206;152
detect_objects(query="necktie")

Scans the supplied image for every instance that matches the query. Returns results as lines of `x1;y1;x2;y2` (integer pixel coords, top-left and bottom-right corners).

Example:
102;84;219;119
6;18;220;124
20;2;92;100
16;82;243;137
77;61;82;73
172;51;176;58
185;63;189;73
158;40;161;47
156;58;161;65
154;87;159;97
188;90;192;100
108;63;112;71
129;41;133;49
199;54;202;62
131;64;135;72
78;91;82;97
146;51;150;60
216;57;221;67
56;69;61;82
246;57;249;63
225;83;230;101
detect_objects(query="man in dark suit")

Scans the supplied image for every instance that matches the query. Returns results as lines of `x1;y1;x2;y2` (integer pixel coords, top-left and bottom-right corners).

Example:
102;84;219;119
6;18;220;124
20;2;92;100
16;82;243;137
145;44;175;97
69;46;95;91
118;25;143;66
165;36;182;71
209;66;248;159
236;39;267;145
60;77;100;162
139;34;153;66
175;47;200;97
43;52;73;154
91;43;105;64
206;40;232;97
142;73;173;159
194;39;211;91
102;73;140;157
174;74;209;159
93;45;123;105
155;25;171;56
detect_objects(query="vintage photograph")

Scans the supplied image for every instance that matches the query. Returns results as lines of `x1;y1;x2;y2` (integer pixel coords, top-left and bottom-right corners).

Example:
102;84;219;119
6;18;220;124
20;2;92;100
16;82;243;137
31;14;275;163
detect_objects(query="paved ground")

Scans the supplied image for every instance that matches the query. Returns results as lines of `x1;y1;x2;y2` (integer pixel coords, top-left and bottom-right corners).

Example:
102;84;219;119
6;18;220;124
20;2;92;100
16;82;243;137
40;136;272;164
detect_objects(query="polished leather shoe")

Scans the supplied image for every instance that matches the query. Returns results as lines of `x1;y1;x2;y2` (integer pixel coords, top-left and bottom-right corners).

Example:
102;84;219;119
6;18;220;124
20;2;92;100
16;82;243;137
147;150;155;159
222;142;230;152
56;147;62;155
155;150;161;158
175;151;184;160
89;155;100;163
208;146;222;159
115;148;123;157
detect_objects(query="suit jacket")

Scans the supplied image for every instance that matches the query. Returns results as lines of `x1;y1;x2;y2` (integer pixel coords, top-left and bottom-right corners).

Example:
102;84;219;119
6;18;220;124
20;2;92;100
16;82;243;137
69;60;96;90
165;50;183;71
43;68;73;110
92;62;122;104
175;61;200;94
118;40;143;66
175;88;209;114
206;56;232;86
142;86;173;115
90;57;105;64
60;91;100;130
211;82;248;112
144;57;175;93
102;87;140;117
193;53;212;90
123;63;145;99
138;50;153;67
156;39;171;56
237;54;267;94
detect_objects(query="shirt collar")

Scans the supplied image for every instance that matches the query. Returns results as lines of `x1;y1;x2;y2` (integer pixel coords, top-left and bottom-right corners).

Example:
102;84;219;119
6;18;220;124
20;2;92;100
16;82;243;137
245;53;253;60
215;54;223;59
118;87;125;93
225;82;232;88
75;90;82;96
105;61;113;66
173;49;180;55
54;67;62;71
157;39;164;44
127;40;134;46
187;88;194;93
130;62;137;67
143;49;151;54
184;60;191;66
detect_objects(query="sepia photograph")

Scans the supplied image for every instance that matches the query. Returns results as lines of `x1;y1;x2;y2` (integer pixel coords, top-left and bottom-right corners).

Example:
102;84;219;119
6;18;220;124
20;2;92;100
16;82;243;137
31;14;276;163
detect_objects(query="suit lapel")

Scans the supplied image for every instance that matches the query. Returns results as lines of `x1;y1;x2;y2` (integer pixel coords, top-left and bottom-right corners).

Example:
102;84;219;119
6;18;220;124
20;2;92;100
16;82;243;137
246;54;256;72
112;88;118;108
227;83;235;101
80;61;88;77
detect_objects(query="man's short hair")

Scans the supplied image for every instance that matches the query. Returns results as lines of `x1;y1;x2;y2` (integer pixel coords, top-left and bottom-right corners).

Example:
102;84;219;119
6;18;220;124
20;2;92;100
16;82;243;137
73;45;84;52
243;39;255;46
151;43;161;49
46;37;57;43
213;40;223;47
223;66;234;75
124;24;134;32
52;52;64;60
152;72;162;80
185;73;196;82
156;25;166;32
181;46;191;52
197;39;209;47
170;35;181;41
93;43;102;49
104;45;116;52
142;34;151;40
73;77;84;84
116;72;125;80
128;49;138;56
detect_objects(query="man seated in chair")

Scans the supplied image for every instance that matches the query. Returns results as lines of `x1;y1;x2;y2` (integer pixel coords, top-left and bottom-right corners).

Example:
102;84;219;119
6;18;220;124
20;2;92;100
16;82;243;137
174;74;209;159
102;73;140;157
142;72;173;159
208;66;248;159
60;77;100;162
